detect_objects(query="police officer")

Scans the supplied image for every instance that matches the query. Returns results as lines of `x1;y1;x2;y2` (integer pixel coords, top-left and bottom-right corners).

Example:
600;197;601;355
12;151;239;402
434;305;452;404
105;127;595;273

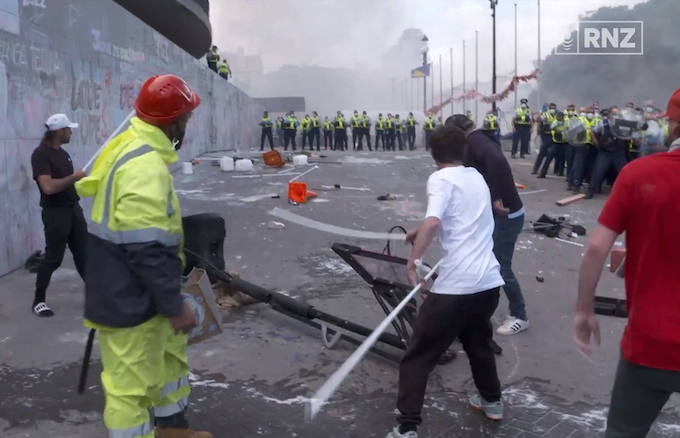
309;111;321;151
375;113;386;151
334;111;347;151
538;111;568;179
76;74;211;438
483;110;501;145
218;59;231;81
555;103;577;176
206;45;219;72
532;103;557;174
300;114;311;150
585;107;629;199
568;107;593;193
395;114;404;151
359;111;372;151
423;113;436;150
323;116;334;150
512;98;532;158
276;116;285;148
386;113;396;151
466;110;475;125
283;111;298;151
406;112;417;150
351;110;361;150
260;111;274;151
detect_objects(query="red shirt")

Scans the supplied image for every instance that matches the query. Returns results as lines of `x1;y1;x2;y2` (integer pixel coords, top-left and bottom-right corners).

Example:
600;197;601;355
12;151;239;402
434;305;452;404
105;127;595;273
598;150;680;371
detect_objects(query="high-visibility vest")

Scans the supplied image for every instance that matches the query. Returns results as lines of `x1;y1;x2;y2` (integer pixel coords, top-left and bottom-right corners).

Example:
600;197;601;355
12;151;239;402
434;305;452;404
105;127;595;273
551;122;568;143
386;118;394;129
395;119;402;131
425;117;435;130
361;116;370;128
541;111;555;134
516;107;531;125
208;49;219;62
376;118;385;130
301;118;311;130
407;117;416;127
218;61;230;74
324;120;332;130
311;116;319;128
335;117;345;129
261;117;272;129
577;116;593;145
484;115;498;131
276;119;283;129
284;116;297;130
352;115;361;128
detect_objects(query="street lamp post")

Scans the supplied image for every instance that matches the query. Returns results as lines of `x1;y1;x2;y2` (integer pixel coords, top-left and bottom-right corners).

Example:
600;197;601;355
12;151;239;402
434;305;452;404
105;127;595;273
421;35;429;114
490;0;498;112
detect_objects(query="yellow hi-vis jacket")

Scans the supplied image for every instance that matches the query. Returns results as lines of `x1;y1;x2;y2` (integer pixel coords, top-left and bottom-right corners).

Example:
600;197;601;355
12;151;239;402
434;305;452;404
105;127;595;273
77;117;185;329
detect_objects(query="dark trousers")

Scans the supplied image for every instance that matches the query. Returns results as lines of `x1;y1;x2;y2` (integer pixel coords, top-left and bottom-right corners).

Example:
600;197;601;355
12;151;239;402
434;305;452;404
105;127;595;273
568;146;588;189
396;132;404;150
564;143;575;181
207;61;217;73
334;130;345;151
324;131;333;150
539;142;566;177
588;150;627;196
35;205;87;304
387;131;396;151
397;289;502;428
376;131;385;150
283;130;296;150
533;134;553;173
359;129;372;150
309;128;320;150
512;126;531;156
407;128;416;150
584;145;598;182
278;129;284;147
219;72;229;81
352;129;359;150
605;358;680;438
425;130;433;151
554;143;566;175
260;129;273;150
301;131;310;150
493;214;526;321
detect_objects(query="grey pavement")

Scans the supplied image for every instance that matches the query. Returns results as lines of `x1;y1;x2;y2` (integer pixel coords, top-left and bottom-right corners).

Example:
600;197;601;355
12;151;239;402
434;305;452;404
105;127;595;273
1;142;679;437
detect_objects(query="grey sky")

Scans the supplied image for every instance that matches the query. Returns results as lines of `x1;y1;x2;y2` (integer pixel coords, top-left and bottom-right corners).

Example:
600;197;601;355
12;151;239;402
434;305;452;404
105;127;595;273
210;0;648;81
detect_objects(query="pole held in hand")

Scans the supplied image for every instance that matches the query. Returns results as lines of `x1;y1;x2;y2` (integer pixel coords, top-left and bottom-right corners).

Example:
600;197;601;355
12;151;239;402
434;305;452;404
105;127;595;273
83;110;136;172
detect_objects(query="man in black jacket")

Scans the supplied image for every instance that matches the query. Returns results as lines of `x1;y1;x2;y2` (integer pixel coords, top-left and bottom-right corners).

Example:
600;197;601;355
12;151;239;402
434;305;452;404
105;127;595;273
447;115;529;336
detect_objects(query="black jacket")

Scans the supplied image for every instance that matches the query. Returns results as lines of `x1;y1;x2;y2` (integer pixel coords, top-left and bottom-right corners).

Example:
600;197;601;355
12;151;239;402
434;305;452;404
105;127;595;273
84;235;184;328
464;130;523;215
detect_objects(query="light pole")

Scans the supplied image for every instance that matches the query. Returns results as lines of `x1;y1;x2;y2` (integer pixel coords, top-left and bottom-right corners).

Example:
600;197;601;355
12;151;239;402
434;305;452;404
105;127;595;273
475;30;479;124
490;0;498;112
514;3;518;108
421;35;429;114
462;39;466;113
537;0;541;108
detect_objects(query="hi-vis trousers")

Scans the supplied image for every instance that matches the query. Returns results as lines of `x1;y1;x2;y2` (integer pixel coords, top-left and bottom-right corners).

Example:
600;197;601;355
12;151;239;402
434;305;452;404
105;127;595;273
99;315;190;438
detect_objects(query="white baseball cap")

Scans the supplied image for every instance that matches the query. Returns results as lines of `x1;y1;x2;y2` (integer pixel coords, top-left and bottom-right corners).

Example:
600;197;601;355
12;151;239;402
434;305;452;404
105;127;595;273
45;114;78;131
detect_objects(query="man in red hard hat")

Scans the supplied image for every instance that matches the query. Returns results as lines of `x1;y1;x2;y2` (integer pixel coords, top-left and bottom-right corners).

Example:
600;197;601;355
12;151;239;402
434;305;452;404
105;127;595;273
574;87;680;438
76;75;211;438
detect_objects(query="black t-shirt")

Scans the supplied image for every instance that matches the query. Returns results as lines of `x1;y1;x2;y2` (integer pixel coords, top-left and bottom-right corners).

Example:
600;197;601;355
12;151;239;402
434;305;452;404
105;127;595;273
31;144;79;208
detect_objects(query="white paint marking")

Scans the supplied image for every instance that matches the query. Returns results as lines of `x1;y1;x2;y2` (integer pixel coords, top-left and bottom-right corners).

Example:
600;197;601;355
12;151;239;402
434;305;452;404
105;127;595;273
518;189;547;196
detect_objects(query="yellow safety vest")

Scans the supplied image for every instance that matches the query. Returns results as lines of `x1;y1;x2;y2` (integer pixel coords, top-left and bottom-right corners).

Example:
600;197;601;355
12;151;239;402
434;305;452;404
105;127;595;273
516;108;531;125
285;116;297;129
386;118;394;129
261;117;272;129
324;120;332;130
218;61;230;74
551;122;568;143
311;116;319;128
425;117;435;130
76;117;183;255
485;115;498;130
301;118;311;130
335;117;345;128
541;111;555;134
408;117;416;127
208;49;219;62
376;118;385;130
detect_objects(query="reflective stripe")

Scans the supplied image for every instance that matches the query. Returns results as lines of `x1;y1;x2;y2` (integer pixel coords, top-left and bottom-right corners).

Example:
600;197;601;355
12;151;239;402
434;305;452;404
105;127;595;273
109;421;152;438
159;375;190;399
153;396;189;417
89;144;180;247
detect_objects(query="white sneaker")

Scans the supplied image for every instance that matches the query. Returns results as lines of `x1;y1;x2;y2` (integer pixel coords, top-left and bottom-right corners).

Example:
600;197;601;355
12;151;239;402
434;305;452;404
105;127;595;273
496;317;529;335
385;427;418;438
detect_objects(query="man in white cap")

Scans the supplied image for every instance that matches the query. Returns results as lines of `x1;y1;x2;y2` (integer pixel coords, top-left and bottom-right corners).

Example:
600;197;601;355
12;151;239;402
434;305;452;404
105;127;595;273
30;114;87;317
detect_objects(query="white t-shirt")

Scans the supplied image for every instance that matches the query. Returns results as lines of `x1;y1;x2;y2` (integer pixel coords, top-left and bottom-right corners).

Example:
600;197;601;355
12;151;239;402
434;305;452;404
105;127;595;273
425;166;505;295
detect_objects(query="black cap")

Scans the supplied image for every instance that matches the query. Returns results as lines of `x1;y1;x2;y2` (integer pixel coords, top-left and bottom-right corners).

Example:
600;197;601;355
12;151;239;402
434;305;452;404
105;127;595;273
520;98;528;104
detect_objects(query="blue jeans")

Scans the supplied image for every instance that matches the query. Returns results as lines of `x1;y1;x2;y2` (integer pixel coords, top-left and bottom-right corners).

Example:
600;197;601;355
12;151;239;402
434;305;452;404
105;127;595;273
493;214;527;321
587;150;627;196
568;146;588;189
533;134;552;173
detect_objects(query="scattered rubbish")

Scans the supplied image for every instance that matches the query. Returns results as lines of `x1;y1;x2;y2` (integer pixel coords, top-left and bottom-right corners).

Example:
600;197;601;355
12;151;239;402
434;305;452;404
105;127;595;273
377;194;397;201
271;195;281;199
267;221;286;230
192;159;200;165
518;189;546;196
235;159;254;172
320;185;371;192
232;173;301;179
533;214;586;238
395;155;410;160
536;275;545;283
556;193;586;206
515;183;525;189
555;237;584;248
241;193;279;203
312;198;330;203
289;165;319;182
182;162;193;174
182;268;223;345
293;155;309;166
220;156;235;171
213;276;259;309
263;150;285;167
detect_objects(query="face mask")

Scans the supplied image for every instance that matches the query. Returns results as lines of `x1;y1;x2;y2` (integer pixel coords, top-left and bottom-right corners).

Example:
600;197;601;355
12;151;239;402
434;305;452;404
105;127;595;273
568;110;575;115
587;113;594;119
645;106;653;113
549;109;556;114
579;112;586;117
521;104;527;109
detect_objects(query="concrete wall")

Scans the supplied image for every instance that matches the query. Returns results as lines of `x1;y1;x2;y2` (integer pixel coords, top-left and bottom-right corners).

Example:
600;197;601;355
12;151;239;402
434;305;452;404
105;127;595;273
0;0;263;277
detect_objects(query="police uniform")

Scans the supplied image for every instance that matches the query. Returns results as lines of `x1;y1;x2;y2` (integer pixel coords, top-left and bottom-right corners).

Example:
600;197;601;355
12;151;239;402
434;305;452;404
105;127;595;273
538;115;568;178
300;117;311;150
483;113;500;145
533;109;556;174
260;114;274;151
351;114;361;150
283;115;298;151
218;60;230;81
386;116;396;151
207;47;219;72
512;100;532;158
323;118;334;150
395;116;404;150
375;116;386;150
334;115;347;151
406;115;417;150
424;116;436;150
359;114;372;151
309;114;321;151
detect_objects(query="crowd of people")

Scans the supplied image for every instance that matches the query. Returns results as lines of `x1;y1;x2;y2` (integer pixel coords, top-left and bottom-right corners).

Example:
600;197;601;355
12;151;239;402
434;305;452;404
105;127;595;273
259;110;442;152
504;98;670;199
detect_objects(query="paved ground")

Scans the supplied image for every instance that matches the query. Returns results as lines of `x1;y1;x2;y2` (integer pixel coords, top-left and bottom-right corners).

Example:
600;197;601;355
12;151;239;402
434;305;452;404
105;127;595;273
2;141;679;437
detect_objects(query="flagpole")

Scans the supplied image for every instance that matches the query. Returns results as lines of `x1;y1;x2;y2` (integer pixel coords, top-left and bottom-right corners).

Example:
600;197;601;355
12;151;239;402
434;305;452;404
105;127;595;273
431;62;434;113
475;30;479;126
537;0;541;108
514;2;518;108
462;39;466;114
439;54;443;115
449;47;454;117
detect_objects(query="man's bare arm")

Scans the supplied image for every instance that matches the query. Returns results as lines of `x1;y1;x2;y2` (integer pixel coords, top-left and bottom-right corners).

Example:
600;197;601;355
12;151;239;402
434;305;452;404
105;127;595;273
37;171;85;195
408;217;440;264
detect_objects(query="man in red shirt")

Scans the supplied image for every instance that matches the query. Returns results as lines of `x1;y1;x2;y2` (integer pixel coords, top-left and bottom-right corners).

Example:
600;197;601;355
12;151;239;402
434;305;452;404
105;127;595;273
574;87;680;438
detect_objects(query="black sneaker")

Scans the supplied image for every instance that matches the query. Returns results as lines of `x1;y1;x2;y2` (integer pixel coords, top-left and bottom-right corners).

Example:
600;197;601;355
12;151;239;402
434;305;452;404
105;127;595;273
537;174;546;179
585;192;594;200
520;155;525;159
531;170;537;175
573;187;581;195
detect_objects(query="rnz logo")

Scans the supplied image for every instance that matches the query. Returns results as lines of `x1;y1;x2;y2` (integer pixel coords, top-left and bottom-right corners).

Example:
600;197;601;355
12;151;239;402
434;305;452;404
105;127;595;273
556;21;643;56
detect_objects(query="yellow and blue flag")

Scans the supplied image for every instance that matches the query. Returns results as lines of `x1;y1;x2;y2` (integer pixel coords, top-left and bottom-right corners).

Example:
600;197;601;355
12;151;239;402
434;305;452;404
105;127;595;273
411;64;431;78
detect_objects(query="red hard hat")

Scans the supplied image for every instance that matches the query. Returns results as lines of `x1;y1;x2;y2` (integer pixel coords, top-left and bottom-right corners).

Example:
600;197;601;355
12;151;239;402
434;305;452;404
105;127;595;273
135;75;200;126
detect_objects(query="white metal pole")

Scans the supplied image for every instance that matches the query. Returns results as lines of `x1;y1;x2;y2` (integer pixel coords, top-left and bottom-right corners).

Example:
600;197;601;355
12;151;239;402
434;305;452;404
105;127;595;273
462;40;466;113
514;3;518;108
449;47;454;117
475;30;479;126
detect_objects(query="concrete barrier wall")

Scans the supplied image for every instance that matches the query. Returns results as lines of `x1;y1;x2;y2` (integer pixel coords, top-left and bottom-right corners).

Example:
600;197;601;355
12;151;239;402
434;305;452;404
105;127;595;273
0;0;263;276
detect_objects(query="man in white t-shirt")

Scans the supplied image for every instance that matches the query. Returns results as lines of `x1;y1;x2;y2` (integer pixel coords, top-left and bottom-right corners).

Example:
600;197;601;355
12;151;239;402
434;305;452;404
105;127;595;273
386;125;505;438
